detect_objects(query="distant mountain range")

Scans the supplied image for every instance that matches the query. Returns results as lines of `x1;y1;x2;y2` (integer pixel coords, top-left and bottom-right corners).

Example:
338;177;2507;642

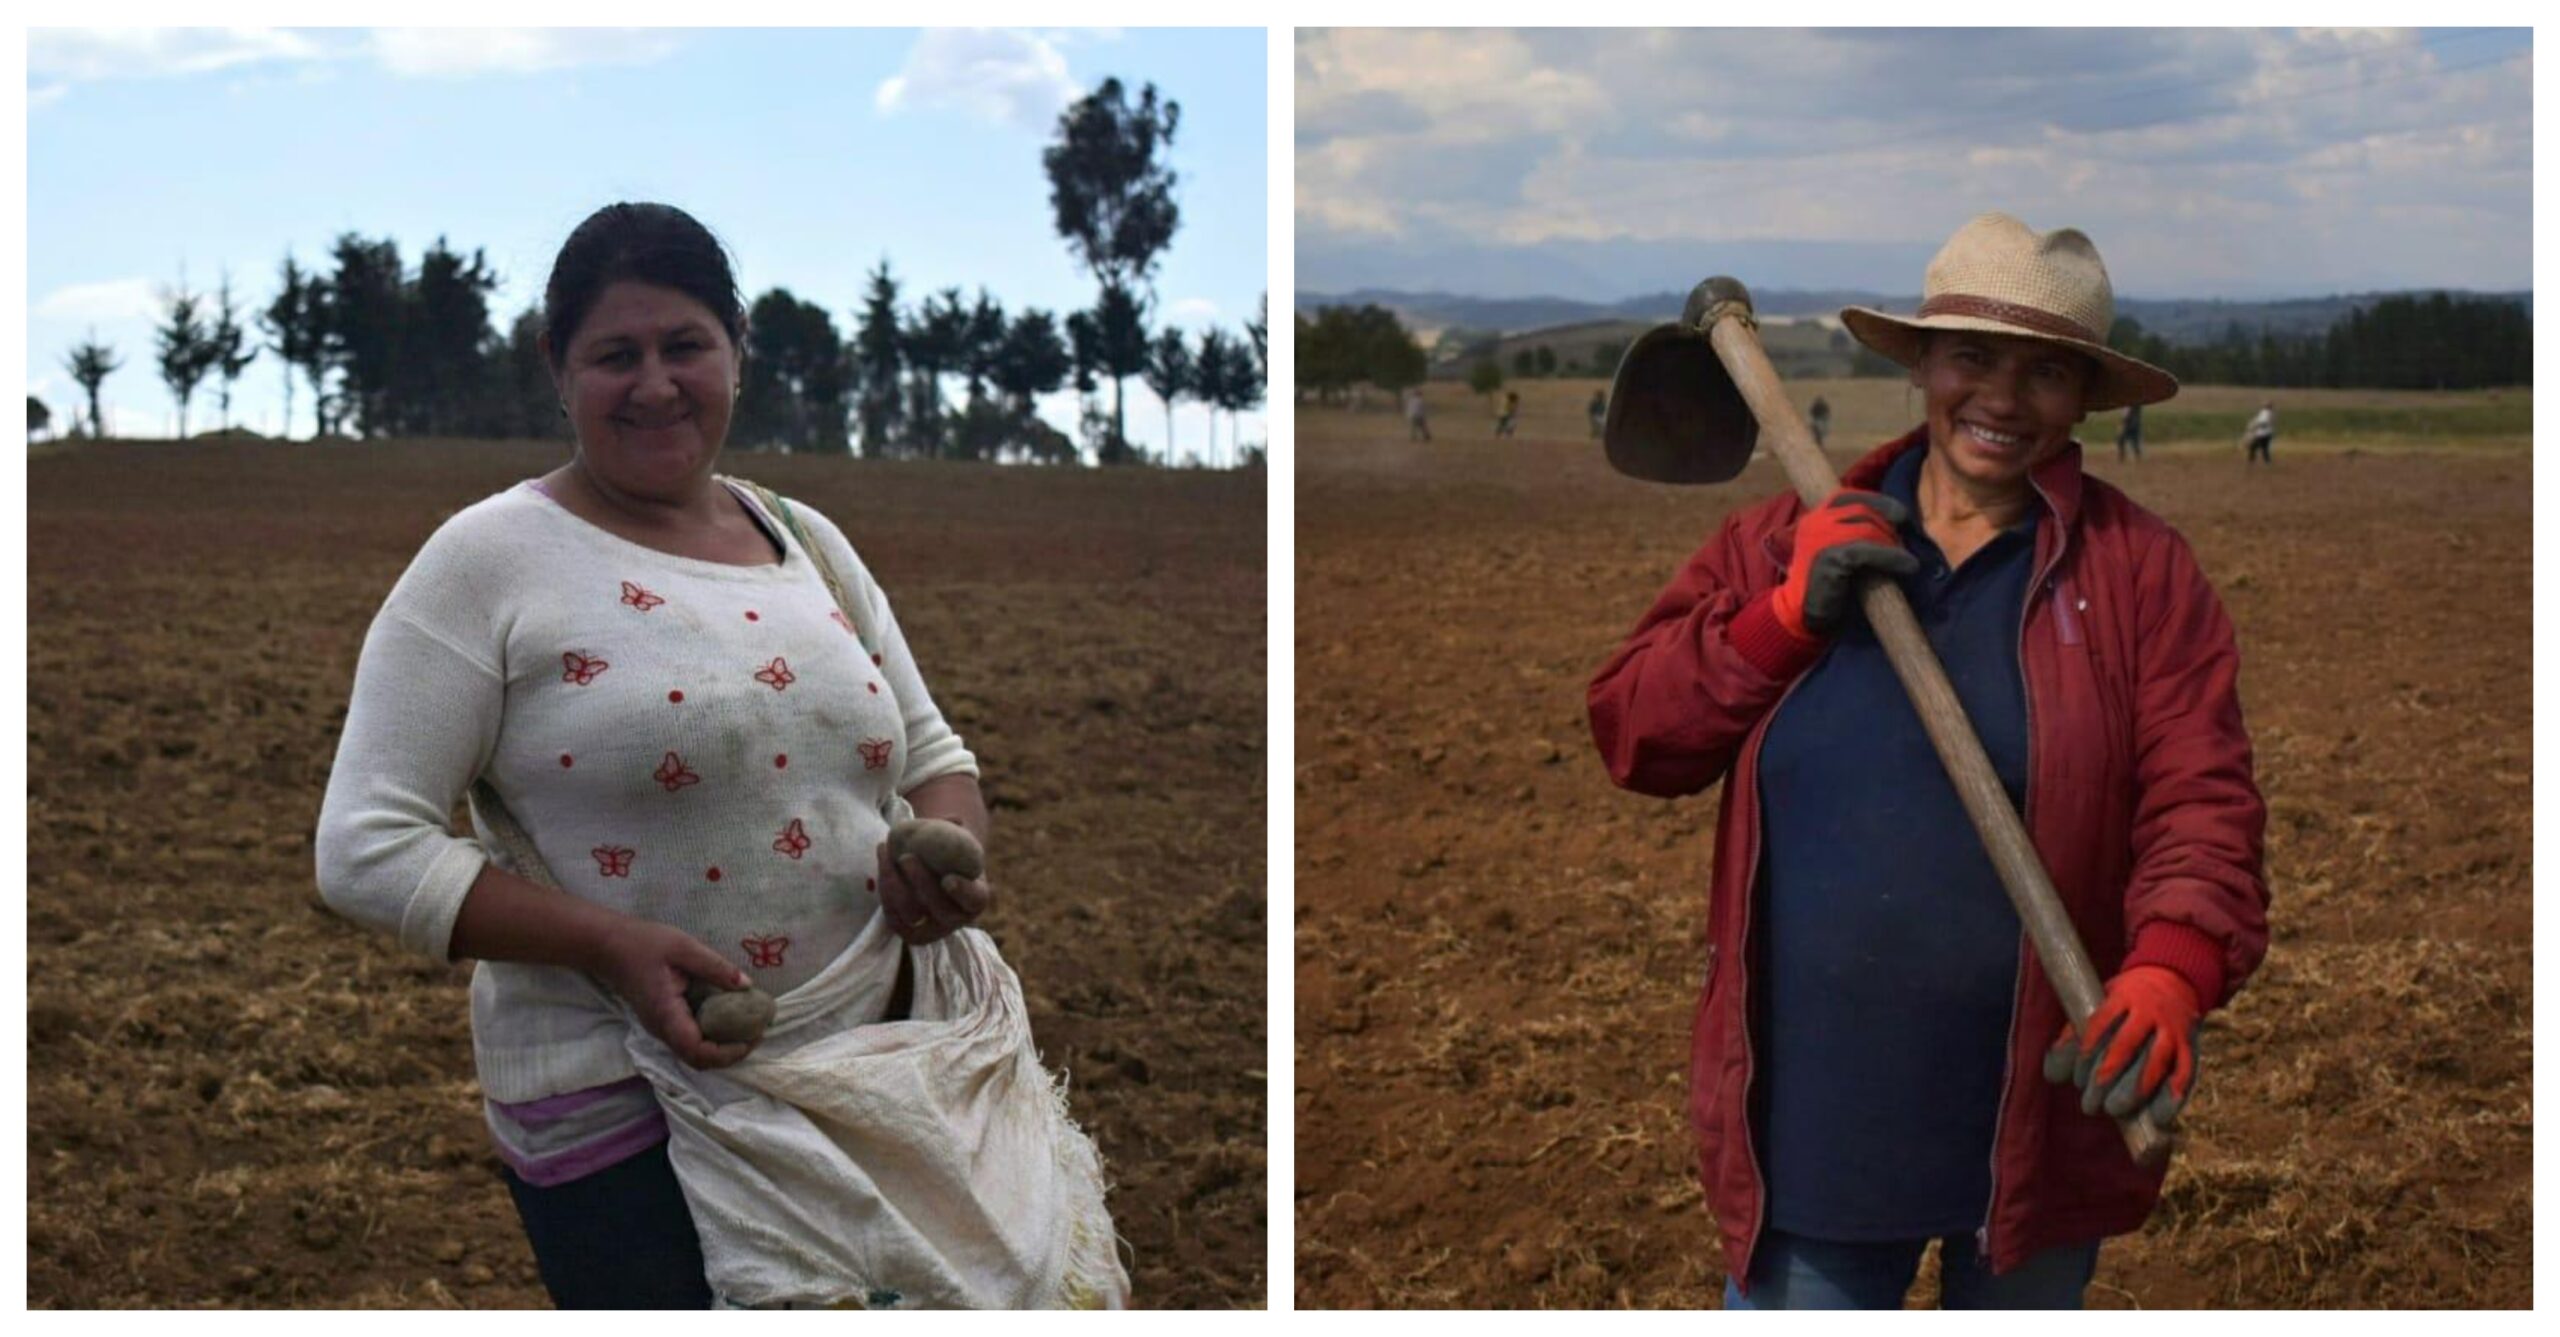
1299;286;2534;347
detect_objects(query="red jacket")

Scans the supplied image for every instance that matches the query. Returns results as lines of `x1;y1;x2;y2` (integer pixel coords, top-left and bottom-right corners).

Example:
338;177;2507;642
1588;430;2269;1281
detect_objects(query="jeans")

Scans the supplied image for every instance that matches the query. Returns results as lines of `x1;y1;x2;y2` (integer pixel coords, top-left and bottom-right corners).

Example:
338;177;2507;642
1721;1228;2099;1310
501;1137;714;1309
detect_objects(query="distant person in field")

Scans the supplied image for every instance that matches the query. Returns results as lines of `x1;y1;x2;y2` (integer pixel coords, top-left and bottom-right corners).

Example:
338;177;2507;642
1496;389;1521;438
1591;212;2267;1311
2115;402;2143;462
1808;394;1832;447
1405;385;1432;441
1588;388;1608;438
2242;401;2275;464
315;202;1115;1310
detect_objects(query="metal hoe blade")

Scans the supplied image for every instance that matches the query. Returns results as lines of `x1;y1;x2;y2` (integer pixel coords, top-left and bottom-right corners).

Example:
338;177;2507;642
1601;277;1761;485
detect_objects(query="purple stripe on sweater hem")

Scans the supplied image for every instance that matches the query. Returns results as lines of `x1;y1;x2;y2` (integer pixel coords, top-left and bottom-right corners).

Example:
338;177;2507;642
498;1110;671;1187
493;1075;653;1127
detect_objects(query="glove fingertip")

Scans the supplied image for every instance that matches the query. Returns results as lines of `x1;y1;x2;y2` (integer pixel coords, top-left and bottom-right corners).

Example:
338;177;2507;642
2104;1046;2151;1119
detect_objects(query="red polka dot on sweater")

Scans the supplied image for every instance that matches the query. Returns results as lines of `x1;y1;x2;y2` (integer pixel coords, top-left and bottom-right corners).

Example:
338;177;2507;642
668;690;684;703
744;610;760;621
707;867;723;882
560;754;574;768
774;754;789;768
867;682;879;694
871;653;883;666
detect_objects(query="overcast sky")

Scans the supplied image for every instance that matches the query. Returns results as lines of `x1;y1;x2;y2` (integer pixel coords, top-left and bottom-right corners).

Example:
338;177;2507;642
1297;27;2531;301
29;26;1266;455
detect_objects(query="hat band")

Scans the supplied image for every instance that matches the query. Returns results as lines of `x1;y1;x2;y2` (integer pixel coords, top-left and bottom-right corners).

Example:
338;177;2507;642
1915;294;2098;346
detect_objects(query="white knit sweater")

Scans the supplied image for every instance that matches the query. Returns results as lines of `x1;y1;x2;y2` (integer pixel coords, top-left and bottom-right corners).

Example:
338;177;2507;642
315;479;977;1103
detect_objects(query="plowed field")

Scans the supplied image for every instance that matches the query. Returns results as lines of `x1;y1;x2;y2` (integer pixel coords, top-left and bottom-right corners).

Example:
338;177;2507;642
1295;387;2530;1308
27;439;1267;1308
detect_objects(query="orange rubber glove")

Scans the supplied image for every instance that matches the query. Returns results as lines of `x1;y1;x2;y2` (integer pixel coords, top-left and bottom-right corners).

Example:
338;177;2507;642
2040;965;2202;1126
1770;489;1919;640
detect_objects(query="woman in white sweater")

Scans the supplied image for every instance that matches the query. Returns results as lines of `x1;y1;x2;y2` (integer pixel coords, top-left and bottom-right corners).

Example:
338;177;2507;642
314;203;992;1307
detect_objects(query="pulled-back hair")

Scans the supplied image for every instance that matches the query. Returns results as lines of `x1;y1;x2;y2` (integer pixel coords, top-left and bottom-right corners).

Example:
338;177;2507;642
542;203;746;370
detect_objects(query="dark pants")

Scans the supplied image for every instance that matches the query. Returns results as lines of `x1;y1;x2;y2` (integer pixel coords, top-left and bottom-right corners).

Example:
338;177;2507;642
2117;432;2141;461
502;1138;714;1309
2246;432;2274;463
1723;1228;2099;1310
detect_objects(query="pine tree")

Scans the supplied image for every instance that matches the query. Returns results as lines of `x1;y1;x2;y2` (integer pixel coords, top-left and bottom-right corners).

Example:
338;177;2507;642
207;270;259;433
156;280;216;438
1213;323;1266;459
907;288;971;459
1090;285;1151;464
1142;325;1194;464
1194;327;1239;468
325;233;405;438
853;260;907;457
260;254;324;439
64;332;122;438
408;238;499;436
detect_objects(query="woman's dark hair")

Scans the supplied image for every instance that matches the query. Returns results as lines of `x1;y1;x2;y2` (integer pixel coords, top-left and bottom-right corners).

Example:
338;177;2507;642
542;203;746;371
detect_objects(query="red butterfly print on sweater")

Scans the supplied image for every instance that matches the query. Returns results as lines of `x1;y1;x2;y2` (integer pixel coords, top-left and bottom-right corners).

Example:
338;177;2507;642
857;738;894;771
654;752;701;792
772;818;811;860
561;651;609;685
592;845;635;877
620;580;665;612
754;657;796;691
741;935;790;968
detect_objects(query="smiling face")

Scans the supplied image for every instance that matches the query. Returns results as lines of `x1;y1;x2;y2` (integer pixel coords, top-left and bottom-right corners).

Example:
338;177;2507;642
1910;329;2094;496
549;281;742;499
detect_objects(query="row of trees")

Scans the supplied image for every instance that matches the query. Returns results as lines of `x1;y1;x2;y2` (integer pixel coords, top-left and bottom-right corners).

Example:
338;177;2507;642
46;77;1268;465
1281;292;2531;409
734;266;1265;464
1486;338;1626;381
2102;293;2530;392
1295;304;1628;404
1294;303;1427;402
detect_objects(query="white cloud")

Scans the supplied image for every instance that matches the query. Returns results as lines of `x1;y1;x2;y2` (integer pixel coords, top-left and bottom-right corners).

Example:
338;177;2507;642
1166;297;1221;325
368;28;679;79
28;27;327;83
1297;27;2532;294
29;83;69;108
874;28;1082;133
33;277;162;324
26;27;679;89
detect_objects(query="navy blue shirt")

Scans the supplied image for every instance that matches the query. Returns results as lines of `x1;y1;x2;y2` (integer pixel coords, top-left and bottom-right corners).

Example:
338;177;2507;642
1755;444;2042;1240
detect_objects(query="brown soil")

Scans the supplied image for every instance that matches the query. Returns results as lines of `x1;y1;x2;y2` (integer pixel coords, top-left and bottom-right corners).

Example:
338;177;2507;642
1294;412;2529;1308
27;440;1266;1309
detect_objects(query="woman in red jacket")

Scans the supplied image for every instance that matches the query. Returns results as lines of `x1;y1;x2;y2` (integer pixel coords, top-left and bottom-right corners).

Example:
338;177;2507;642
1588;213;2268;1309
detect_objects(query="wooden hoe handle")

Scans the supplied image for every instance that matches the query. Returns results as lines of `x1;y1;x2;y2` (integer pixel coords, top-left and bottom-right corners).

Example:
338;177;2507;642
1700;304;2175;1167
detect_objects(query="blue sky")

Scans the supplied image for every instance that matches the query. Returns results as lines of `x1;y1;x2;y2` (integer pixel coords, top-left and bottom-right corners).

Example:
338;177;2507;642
1297;27;2531;301
28;27;1268;459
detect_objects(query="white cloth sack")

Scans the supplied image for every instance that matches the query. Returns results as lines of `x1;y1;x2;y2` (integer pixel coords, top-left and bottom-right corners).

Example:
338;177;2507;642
624;915;1128;1309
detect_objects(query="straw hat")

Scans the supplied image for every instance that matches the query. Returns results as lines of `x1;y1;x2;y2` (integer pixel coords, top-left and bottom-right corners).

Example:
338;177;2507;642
1840;212;2178;411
